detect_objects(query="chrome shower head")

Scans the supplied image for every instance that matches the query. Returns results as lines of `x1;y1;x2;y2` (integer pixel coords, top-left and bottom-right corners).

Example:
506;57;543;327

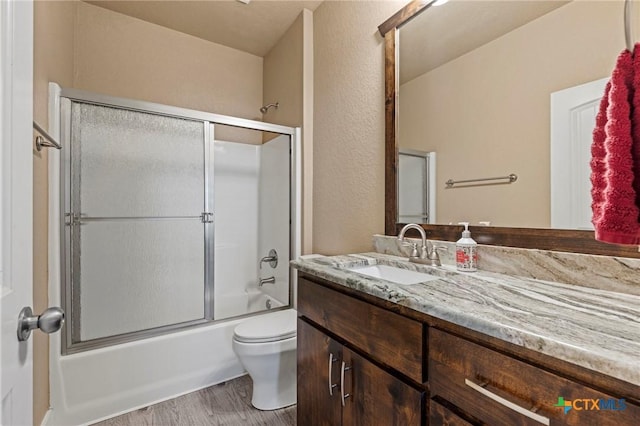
260;102;279;114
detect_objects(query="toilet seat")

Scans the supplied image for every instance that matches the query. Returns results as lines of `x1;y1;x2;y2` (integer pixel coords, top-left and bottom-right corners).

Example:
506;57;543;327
233;309;297;343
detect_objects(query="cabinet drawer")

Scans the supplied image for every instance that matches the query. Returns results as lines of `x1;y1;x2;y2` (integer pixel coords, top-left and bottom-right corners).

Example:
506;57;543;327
298;277;424;383
430;328;639;425
430;399;476;426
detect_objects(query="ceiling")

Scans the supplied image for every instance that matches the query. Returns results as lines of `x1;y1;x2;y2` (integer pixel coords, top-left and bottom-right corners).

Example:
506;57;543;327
85;0;323;57
400;0;571;84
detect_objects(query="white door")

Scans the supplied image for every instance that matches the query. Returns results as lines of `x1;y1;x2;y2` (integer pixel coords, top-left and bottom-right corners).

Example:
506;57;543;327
398;149;436;224
1;1;34;425
550;77;608;230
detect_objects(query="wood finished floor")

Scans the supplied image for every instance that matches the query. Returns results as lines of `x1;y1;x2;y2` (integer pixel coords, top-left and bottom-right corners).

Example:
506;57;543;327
92;375;296;426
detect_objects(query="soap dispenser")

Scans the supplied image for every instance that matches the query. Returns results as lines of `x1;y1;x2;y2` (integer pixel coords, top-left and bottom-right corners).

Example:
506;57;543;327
456;222;477;272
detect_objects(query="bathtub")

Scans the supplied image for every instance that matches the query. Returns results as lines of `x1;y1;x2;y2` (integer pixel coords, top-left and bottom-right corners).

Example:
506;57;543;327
46;308;285;425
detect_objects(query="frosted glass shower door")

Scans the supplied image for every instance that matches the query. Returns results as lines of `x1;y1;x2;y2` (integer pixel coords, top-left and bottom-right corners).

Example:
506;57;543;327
66;102;210;346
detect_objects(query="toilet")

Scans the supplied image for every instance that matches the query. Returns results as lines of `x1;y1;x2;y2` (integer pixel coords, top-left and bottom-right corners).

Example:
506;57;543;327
232;309;297;410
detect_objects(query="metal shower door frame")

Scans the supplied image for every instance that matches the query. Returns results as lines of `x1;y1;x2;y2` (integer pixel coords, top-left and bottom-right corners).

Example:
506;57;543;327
58;88;298;354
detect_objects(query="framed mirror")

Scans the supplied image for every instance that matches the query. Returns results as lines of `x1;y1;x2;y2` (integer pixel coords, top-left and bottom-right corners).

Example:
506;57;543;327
379;0;640;258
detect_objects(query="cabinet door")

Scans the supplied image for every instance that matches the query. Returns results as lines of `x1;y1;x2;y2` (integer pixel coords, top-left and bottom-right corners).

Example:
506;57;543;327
342;348;423;426
297;319;343;426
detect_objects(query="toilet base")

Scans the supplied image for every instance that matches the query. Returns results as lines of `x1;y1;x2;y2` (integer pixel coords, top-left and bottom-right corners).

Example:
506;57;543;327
250;377;297;410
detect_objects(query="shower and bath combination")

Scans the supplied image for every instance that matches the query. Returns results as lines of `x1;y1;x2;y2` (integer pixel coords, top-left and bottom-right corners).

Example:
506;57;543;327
46;84;301;424
58;89;295;352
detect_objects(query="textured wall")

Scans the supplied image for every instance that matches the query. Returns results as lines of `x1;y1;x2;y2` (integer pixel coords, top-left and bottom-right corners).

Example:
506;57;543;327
263;9;314;254
74;1;264;143
263;12;303;128
312;1;404;255
33;1;76;423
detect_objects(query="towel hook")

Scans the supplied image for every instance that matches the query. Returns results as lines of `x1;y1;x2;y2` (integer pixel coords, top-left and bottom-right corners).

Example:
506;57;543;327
625;0;634;52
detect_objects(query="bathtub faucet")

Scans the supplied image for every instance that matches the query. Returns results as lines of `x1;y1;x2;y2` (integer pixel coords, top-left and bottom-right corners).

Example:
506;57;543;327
259;276;276;287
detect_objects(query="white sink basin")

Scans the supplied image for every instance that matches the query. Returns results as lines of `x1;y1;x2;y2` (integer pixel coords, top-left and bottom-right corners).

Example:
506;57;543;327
346;264;439;285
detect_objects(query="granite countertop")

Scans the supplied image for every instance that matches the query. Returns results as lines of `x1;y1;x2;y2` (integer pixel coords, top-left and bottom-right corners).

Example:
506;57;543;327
291;252;640;387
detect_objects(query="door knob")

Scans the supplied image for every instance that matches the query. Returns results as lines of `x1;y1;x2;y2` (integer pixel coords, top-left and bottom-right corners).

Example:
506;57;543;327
17;306;65;342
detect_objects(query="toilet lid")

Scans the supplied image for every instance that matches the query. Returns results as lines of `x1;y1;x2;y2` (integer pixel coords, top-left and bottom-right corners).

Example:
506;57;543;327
233;309;297;343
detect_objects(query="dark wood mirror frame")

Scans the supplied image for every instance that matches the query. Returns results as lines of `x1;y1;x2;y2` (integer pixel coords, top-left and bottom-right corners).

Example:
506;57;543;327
379;0;640;258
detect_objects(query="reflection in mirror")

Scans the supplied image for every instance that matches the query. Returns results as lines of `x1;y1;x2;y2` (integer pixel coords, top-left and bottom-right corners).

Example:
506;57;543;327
398;149;436;224
397;0;636;229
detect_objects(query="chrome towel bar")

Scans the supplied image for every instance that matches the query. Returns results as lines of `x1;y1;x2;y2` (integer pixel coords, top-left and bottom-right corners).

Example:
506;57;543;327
33;120;62;151
446;173;517;188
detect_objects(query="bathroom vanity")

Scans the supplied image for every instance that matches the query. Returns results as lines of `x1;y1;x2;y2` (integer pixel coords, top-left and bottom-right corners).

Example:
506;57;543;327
294;253;640;425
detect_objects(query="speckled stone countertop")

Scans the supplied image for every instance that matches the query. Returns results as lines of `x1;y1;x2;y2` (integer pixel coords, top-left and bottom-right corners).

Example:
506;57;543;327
292;252;640;387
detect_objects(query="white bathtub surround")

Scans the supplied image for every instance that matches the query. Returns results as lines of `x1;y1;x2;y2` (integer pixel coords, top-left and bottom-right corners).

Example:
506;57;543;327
214;141;260;320
257;136;292;308
214;137;291;320
373;234;640;295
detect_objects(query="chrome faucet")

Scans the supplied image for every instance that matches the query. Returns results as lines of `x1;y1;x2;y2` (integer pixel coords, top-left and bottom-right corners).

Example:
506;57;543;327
397;224;429;263
397;224;448;266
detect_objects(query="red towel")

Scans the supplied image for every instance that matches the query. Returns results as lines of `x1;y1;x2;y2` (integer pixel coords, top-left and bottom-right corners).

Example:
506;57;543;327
590;81;610;227
633;43;640;215
591;48;640;245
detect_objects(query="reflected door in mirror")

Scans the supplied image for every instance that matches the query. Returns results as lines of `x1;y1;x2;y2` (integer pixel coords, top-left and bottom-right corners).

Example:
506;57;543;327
398;149;436;224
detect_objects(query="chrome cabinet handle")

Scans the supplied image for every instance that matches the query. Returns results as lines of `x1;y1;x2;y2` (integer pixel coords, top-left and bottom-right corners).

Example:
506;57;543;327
340;361;351;407
17;306;65;342
328;353;338;396
464;379;550;425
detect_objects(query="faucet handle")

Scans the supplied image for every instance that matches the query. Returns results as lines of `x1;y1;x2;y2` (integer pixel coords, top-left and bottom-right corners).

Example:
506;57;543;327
259;249;278;269
400;241;419;258
425;245;448;266
408;242;419;258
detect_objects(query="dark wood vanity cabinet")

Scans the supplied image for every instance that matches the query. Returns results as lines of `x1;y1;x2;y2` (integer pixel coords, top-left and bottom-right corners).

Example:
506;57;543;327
297;273;640;425
297;276;425;426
